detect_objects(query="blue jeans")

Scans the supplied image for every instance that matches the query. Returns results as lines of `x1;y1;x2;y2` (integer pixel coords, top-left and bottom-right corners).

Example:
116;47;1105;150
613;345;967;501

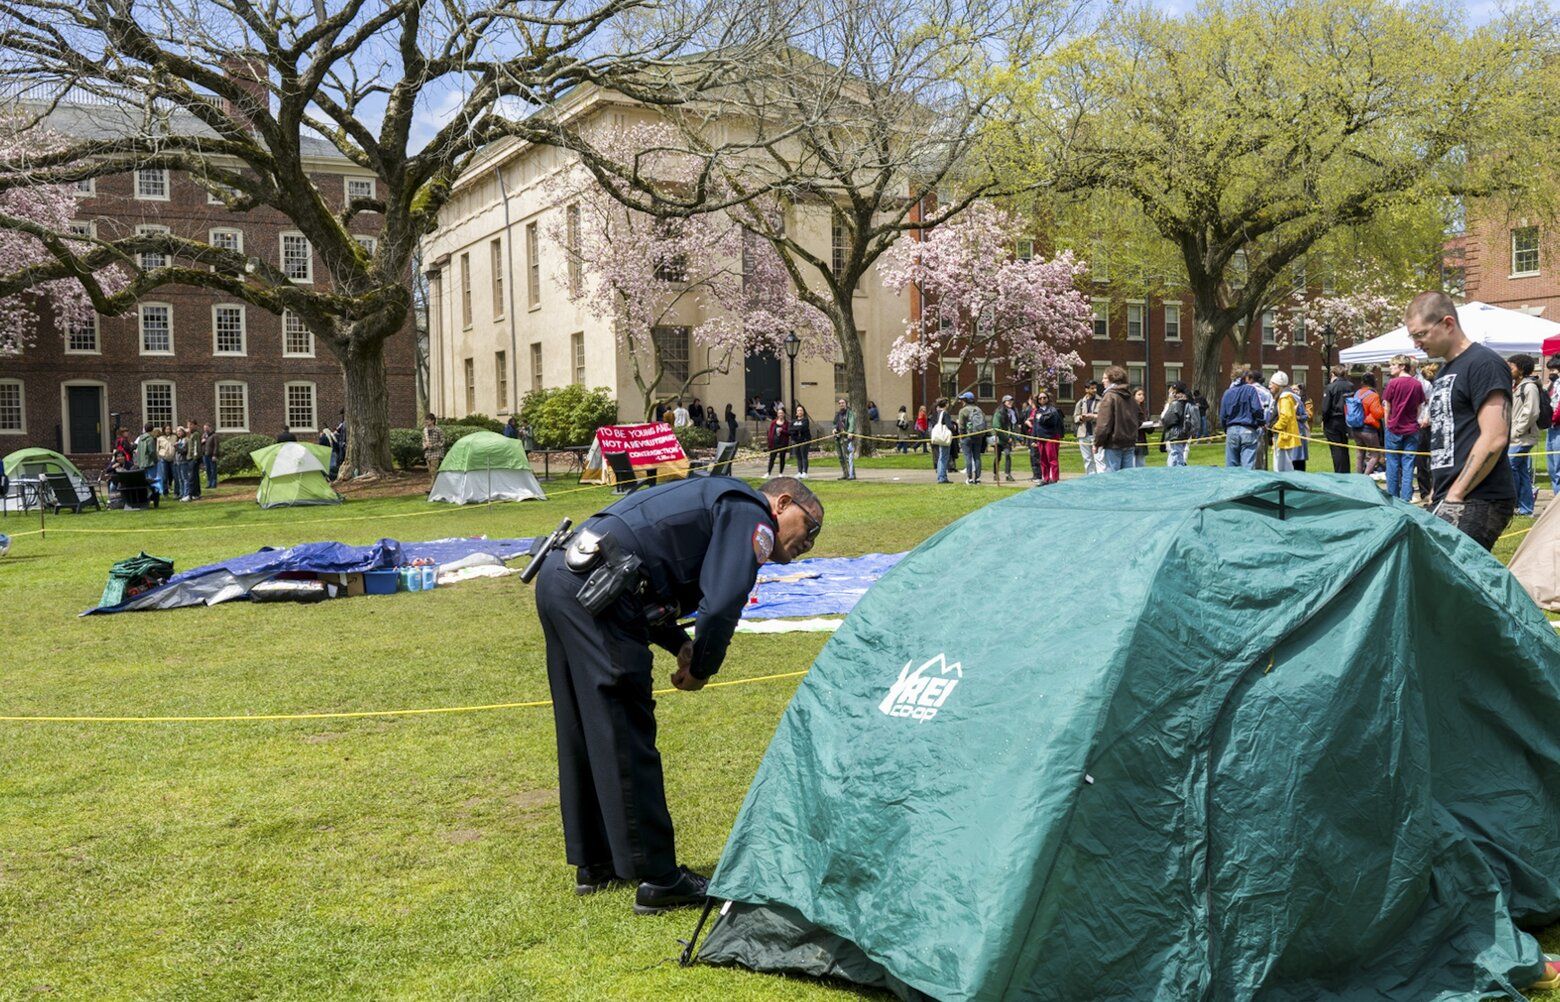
1510;445;1535;515
1167;442;1189;467
934;444;951;482
204;455;217;488
962;440;981;481
1548;427;1560;497
1224;426;1260;468
1101;447;1135;472
1384;429;1418;502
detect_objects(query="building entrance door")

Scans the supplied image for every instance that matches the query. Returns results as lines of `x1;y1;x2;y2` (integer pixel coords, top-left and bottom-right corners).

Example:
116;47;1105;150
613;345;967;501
67;385;103;453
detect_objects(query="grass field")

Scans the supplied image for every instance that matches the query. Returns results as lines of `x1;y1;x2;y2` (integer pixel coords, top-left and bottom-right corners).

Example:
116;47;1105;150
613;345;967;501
0;473;1553;1000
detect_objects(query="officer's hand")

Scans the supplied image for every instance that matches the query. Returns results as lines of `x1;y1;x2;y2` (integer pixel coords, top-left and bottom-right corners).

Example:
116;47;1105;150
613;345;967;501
671;664;707;692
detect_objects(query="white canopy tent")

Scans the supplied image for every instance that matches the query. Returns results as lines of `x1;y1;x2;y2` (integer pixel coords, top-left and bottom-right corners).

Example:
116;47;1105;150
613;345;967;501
1339;301;1560;365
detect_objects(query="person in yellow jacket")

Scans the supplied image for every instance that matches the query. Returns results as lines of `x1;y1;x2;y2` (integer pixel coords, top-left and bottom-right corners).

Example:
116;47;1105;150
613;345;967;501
1269;371;1304;472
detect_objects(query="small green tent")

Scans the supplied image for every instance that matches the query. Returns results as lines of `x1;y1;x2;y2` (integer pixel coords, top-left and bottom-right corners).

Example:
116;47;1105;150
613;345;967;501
427;431;545;504
3;446;86;482
696;468;1560;1001
250;442;341;509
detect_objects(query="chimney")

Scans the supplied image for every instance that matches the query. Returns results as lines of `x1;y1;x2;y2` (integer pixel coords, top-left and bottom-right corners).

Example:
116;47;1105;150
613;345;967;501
219;55;269;126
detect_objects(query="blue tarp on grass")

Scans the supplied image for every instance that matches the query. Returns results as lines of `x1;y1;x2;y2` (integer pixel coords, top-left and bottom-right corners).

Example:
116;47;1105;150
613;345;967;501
86;536;534;614
745;552;904;620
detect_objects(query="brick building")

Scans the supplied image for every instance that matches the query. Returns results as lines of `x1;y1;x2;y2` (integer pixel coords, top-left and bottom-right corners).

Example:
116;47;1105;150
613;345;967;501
1453;210;1560;322
0;96;416;464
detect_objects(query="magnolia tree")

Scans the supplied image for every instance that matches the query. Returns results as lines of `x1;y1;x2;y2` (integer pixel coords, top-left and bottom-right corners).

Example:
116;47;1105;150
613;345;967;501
547;125;831;419
0;126;113;353
880;204;1091;396
1274;280;1403;366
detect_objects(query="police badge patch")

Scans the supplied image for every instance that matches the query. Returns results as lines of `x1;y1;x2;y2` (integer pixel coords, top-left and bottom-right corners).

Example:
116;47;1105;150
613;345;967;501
752;524;775;563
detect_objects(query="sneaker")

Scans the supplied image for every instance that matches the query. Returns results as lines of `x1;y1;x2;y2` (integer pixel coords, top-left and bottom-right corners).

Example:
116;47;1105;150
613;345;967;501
1005;475;1016;482
1530;955;1560;990
575;863;627;896
634;865;709;915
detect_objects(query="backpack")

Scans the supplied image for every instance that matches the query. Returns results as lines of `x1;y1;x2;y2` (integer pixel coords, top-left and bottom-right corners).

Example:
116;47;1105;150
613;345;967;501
965;408;986;433
1345;391;1368;430
1530;380;1552;432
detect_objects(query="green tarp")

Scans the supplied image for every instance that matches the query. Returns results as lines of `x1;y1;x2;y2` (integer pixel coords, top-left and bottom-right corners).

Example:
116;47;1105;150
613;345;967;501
697;468;1560;1001
250;442;340;509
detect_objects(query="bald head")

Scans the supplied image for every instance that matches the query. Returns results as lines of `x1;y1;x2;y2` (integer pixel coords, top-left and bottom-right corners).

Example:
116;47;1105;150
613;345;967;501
1406;291;1459;328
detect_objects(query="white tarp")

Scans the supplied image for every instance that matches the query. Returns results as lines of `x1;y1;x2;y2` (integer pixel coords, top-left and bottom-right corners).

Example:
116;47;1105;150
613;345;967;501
427;468;546;504
1340;301;1560;365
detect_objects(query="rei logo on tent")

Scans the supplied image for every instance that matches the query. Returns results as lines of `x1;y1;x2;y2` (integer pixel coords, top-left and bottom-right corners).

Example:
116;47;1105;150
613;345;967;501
878;654;963;722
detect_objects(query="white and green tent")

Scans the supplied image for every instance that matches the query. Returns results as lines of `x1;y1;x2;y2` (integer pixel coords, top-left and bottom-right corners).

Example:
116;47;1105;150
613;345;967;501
428;431;546;504
250;442;342;509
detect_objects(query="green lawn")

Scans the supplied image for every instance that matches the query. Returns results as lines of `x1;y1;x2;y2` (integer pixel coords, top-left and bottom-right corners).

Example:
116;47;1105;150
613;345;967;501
0;477;1552;1000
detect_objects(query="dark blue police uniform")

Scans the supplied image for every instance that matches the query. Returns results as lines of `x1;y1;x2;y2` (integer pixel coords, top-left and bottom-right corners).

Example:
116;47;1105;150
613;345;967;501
533;477;776;880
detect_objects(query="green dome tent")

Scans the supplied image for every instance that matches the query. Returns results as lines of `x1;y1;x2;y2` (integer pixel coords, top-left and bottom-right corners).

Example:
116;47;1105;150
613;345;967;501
696;468;1560;1001
4;447;90;511
427;431;545;504
250;442;341;509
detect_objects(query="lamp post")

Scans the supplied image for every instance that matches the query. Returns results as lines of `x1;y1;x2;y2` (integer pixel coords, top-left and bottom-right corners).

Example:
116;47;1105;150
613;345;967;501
1320;323;1337;369
784;331;801;416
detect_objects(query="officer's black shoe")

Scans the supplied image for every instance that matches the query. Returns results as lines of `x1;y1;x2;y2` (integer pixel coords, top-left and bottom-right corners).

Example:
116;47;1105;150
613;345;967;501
575;863;627;896
633;866;710;915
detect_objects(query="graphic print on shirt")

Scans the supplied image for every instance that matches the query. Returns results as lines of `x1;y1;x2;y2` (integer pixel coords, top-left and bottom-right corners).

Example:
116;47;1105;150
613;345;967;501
1429;373;1458;470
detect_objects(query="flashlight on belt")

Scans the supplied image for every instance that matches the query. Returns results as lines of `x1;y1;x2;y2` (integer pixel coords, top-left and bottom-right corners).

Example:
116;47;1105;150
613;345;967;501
520;518;573;584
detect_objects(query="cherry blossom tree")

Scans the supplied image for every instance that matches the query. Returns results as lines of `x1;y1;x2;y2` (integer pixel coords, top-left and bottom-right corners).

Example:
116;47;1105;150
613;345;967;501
1275;278;1403;367
546;124;831;419
0;124;108;354
879;203;1091;396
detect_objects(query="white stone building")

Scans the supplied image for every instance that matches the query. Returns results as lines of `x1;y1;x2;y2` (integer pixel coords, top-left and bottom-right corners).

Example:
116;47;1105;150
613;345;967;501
420;85;914;428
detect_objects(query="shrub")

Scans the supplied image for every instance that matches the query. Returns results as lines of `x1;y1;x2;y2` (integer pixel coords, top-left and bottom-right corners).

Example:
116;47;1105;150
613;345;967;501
440;412;504;434
519;385;618;449
216;433;275;476
390;425;490;469
675;424;716;452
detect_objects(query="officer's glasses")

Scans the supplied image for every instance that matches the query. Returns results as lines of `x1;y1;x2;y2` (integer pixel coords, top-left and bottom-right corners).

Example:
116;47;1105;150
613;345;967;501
799;505;822;541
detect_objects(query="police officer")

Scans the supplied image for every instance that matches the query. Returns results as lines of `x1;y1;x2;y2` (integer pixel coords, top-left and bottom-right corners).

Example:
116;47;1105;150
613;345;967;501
533;475;824;914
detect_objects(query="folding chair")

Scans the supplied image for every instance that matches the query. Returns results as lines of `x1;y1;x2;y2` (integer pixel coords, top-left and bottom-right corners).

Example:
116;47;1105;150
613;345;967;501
605;452;653;494
43;473;101;514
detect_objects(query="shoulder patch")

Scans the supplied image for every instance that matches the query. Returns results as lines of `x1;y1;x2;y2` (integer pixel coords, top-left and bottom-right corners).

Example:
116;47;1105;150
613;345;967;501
752;524;775;564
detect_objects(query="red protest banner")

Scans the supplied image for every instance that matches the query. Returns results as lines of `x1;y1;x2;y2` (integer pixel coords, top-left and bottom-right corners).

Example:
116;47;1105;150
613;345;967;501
593;423;687;467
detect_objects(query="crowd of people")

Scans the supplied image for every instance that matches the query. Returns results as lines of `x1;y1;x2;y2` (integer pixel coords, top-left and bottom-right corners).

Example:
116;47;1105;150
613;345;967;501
106;419;218;502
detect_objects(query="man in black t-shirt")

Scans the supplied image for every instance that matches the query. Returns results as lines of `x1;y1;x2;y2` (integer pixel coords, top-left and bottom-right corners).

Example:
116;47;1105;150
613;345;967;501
1407;291;1514;550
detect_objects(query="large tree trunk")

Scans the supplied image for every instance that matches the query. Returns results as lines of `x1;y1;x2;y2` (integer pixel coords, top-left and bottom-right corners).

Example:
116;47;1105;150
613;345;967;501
834;297;874;457
341;336;395;478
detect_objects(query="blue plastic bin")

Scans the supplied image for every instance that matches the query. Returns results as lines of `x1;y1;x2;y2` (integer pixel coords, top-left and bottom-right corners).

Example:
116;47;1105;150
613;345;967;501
363;570;399;595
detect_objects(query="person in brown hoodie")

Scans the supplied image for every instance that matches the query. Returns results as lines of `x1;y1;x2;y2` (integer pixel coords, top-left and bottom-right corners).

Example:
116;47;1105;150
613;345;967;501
1093;366;1143;472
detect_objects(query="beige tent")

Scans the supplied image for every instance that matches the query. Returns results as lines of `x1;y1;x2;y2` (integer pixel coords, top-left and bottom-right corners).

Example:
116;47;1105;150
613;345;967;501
1510;502;1560;611
579;423;689;485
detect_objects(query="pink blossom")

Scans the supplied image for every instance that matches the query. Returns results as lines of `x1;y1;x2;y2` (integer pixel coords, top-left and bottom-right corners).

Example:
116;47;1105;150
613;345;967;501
1275;281;1401;352
879;203;1091;389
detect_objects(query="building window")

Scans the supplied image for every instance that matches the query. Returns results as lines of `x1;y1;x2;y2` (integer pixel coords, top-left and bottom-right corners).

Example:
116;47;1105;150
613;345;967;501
1164;303;1181;341
460;251;472;327
142;381;175;429
73;177;95;197
464;357;476;414
280;232;313;282
1126;302;1145;341
1261;309;1276;345
285;382;317;432
139;303;173;354
1091;362;1111;385
135;168;168;200
344;176;376;201
1165;362;1183;388
1292;314;1307;345
1291;365;1310;393
566;203;582;296
835;362;849;396
653;219;687;283
353;234;377;256
831;211;847;280
213;304;246;355
1291;266;1306;295
207;181;238;205
1055;370;1075;401
1127;363;1147;392
67;220;95;239
976;360;996;401
1092;299;1109;340
0;379;22;433
1015;239;1034;261
495;351;508;411
939;358;960;400
282;310;314;357
530;342;543;391
1512;226;1540;276
215;382;249;432
571;332;585;385
527;222;541;307
66;313;99;354
136;224;170;270
489;239;505;319
652;326;691;385
209;227;243;273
